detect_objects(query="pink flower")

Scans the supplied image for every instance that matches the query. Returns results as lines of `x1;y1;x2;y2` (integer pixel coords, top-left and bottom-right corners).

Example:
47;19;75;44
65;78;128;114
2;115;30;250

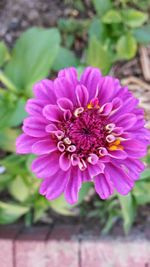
16;67;150;204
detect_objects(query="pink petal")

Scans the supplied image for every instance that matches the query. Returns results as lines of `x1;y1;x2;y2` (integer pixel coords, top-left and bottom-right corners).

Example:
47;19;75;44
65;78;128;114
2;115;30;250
108;150;127;159
64;167;82;205
39;170;69;200
16;134;37;154
122;140;147;158
45;123;58;133
23;116;48;137
82;169;92;182
59;152;71;171
33;79;56;104
114;113;137;130
98;77;120;104
106;163;134;195
99;103;113;116
75;85;89;107
32;138;57;155
58;67;78;86
122;158;145;181
43;104;63;122
57;97;73;111
31;153;59;178
88;162;105;178
54;77;76;101
80;67;102;99
94;172;114;199
25;99;46;116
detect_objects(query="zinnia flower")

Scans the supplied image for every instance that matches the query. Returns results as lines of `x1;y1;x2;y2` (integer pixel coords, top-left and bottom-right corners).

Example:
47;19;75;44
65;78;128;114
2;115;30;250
16;67;150;204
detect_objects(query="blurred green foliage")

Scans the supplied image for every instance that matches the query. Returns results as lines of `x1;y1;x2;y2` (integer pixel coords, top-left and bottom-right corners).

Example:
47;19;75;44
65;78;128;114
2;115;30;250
0;0;150;233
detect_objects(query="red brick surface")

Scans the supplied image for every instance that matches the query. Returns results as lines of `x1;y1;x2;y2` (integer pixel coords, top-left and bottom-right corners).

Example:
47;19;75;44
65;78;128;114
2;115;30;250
81;238;150;267
0;225;21;267
15;226;50;267
45;225;80;267
0;225;150;267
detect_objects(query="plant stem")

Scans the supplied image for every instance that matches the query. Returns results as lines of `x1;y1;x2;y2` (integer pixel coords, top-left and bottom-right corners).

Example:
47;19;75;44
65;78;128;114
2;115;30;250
0;70;18;94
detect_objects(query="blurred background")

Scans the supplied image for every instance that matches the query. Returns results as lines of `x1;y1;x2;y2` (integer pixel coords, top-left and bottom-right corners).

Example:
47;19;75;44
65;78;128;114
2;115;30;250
0;0;150;236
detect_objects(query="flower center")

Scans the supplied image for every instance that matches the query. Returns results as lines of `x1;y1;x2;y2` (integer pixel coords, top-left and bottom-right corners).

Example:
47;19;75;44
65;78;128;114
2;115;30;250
65;108;107;156
53;99;123;170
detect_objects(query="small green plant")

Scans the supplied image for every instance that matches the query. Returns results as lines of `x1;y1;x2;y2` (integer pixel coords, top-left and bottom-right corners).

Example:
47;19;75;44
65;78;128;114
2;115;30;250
87;0;150;73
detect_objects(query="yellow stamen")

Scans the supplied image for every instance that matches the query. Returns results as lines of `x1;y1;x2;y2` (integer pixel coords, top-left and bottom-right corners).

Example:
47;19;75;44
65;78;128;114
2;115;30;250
87;98;100;109
112;139;121;146
108;139;124;151
87;103;93;109
108;145;118;151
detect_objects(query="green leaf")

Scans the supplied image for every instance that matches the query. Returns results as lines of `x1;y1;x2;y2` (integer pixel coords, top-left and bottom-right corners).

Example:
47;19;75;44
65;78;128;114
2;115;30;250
0;174;13;191
133;181;150;205
0;42;10;67
122;9;148;28
87;37;112;74
4;27;61;91
78;182;93;204
118;193;136;234
9;98;27;127
0;201;29;224
102;9;122;24
0;97;14;129
116;34;137;60
50;195;74;216
8;176;30;202
0;128;20;152
140;168;150;180
88;18;106;41
134;24;150;44
33;196;49;222
0;154;28;177
92;0;112;16
52;47;78;71
0;96;26;128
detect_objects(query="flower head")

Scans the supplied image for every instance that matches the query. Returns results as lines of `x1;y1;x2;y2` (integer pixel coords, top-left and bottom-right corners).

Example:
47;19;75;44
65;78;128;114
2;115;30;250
16;67;150;204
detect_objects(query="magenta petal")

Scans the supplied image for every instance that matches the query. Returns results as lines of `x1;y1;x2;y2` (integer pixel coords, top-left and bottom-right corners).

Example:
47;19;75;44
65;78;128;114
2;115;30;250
43;104;63;122
107;163;134;195
88;162;105;178
31;153;59;178
64;167;82;204
54;77;75;101
32;138;57;155
45;123;58;133
98;77;120;104
80;67;102;99
99;103;113;116
122;140;146;158
33;79;56;104
16;134;37;154
111;97;122;113
82;169;92;182
108;149;127;159
25;99;46;116
57;97;73;111
59;152;71;171
122;158;145;181
94;172;114;199
75;85;89;107
115;113;137;130
39;170;69;200
23;116;48;137
58;67;78;86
